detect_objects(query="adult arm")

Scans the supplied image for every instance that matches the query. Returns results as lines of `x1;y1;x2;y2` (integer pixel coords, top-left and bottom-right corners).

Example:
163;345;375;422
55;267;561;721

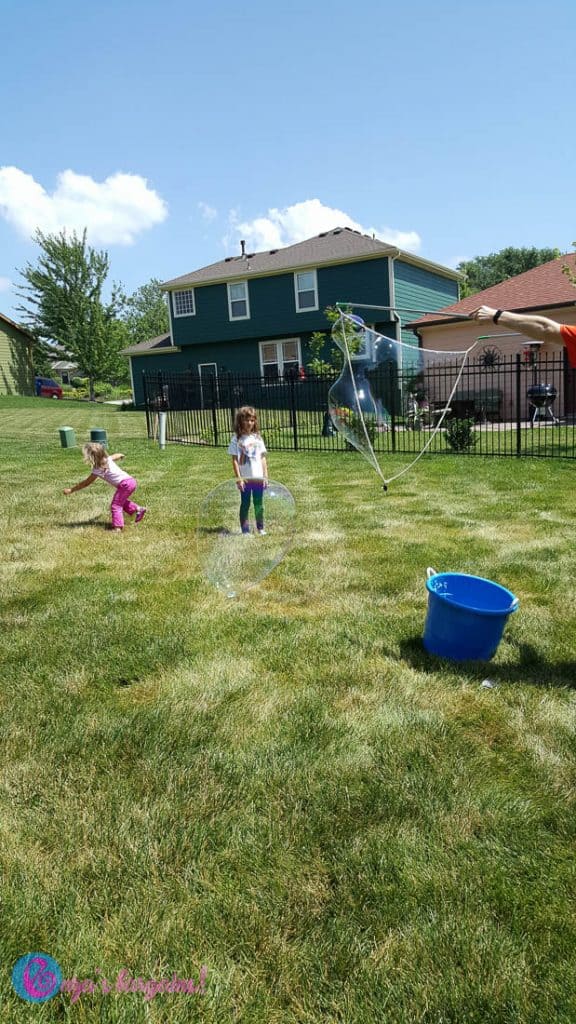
468;305;562;340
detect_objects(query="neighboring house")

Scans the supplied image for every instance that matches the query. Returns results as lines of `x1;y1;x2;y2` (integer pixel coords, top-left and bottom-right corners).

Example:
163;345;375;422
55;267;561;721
406;253;576;420
123;227;461;406
47;344;80;383
0;312;35;396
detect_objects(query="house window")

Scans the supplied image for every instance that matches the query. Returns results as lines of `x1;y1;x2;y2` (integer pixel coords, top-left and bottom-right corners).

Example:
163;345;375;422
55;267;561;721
173;289;195;317
259;339;301;380
294;269;318;312
227;281;250;320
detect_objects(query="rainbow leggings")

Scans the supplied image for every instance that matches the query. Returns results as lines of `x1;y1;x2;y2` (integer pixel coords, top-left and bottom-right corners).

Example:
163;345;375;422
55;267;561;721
239;481;264;533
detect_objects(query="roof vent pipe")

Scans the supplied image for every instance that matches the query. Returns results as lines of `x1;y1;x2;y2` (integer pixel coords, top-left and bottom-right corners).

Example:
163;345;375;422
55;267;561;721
240;239;246;257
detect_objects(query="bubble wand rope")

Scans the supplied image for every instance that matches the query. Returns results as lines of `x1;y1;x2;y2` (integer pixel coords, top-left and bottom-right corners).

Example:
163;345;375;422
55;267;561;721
336;302;470;319
336;311;479;490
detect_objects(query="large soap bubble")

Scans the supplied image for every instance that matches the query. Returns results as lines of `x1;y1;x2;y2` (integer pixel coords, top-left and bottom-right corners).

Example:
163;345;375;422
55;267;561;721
198;479;296;598
328;311;477;489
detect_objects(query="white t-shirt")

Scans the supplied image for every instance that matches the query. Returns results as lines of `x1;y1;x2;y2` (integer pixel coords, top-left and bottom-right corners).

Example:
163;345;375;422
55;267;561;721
227;433;267;479
91;457;132;487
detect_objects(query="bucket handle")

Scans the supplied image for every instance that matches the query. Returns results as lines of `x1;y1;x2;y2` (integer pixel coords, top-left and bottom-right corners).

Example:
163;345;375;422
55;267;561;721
510;597;520;612
426;567;437;579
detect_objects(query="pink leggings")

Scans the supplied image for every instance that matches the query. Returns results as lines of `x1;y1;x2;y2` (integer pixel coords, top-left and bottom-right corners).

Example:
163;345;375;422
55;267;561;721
111;477;139;528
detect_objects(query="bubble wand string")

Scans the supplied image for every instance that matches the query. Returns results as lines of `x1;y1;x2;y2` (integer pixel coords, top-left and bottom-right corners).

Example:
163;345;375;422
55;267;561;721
336;302;471;319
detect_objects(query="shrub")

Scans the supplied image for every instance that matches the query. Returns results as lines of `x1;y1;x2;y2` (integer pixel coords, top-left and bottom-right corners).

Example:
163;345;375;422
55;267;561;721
445;417;477;452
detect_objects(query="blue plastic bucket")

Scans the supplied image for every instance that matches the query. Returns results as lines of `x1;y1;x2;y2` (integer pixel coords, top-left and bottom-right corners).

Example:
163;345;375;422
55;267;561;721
424;569;519;661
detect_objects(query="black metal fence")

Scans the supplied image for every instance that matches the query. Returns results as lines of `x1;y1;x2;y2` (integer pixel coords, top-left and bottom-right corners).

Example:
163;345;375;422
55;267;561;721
143;352;576;459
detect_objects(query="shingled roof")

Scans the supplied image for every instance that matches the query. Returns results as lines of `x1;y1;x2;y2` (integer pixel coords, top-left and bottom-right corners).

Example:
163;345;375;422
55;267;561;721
121;333;175;356
407;253;576;328
161;227;460;289
0;311;35;341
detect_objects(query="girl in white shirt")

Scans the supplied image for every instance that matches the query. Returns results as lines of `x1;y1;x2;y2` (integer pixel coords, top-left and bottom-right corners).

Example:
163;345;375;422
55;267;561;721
227;406;268;535
64;443;147;532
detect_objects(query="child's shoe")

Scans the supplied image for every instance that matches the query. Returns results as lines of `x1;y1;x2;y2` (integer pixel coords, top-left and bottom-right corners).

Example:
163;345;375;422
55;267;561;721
135;507;147;523
257;528;266;536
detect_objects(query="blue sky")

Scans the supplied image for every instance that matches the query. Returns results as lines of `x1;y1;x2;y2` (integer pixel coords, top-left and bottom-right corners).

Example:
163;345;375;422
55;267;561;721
1;0;574;319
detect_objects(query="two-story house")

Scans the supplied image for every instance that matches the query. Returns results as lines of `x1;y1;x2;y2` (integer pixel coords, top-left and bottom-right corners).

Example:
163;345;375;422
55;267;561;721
123;227;460;406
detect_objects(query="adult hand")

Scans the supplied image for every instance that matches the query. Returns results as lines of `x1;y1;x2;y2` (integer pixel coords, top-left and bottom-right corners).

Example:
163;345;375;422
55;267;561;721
469;305;497;321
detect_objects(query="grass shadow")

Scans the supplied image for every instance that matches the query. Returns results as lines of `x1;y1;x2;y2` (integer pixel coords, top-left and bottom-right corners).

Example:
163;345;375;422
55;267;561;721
57;518;110;530
399;636;576;689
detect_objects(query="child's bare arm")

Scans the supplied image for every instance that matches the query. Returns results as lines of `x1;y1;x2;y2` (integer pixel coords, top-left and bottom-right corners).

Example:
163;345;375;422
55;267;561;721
63;474;97;495
231;456;244;489
262;456;268;484
110;453;124;461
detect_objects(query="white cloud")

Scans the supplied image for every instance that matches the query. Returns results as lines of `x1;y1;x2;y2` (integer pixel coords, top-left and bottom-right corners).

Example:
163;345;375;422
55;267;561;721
198;201;217;222
0;167;168;245
0;276;11;293
224;198;421;254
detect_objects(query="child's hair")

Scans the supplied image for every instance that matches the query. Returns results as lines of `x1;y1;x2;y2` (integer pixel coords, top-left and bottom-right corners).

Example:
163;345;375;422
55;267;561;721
82;442;109;470
234;406;260;438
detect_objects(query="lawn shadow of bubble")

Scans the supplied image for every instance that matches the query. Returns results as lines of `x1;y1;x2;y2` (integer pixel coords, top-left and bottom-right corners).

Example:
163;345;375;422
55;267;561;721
399;637;576;689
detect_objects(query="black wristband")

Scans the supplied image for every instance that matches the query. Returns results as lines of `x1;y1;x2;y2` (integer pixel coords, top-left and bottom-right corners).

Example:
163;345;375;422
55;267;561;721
493;310;503;324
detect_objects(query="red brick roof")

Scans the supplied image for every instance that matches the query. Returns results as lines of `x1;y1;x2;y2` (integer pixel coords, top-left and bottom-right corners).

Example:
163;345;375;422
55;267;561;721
408;253;576;327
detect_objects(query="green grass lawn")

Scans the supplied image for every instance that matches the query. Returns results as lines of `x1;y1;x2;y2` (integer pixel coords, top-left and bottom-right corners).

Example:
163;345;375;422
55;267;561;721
1;397;576;1023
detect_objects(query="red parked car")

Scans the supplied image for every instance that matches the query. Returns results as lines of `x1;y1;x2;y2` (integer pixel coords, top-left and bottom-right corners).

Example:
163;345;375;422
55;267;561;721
35;376;63;399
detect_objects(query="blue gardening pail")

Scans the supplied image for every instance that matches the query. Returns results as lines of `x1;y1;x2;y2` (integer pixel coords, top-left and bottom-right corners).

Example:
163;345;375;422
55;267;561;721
424;569;519;661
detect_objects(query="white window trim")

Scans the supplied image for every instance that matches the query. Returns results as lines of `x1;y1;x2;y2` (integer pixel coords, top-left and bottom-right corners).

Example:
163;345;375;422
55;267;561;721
198;362;218;409
293;268;319;313
198;362;218;378
172;288;196;318
227;280;250;321
259;338;302;381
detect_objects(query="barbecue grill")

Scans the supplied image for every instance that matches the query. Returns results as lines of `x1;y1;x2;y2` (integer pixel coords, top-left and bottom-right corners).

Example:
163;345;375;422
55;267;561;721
527;383;558;424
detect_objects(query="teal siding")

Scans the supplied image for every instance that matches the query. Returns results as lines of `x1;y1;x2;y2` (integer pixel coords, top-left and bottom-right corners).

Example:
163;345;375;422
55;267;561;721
394;261;459;345
136;255;459;401
170;258;392;349
131;335;322;405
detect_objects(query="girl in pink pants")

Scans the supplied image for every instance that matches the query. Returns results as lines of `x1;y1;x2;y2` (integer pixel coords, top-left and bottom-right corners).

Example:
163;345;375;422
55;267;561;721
64;443;147;531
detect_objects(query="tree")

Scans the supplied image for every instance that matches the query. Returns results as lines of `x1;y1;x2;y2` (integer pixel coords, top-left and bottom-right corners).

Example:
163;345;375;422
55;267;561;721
457;246;561;298
118;278;169;347
562;242;576;288
16;229;125;400
306;305;363;375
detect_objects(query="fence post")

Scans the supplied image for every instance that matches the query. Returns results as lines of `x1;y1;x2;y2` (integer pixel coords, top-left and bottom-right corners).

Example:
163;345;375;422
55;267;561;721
227;372;236;430
211;375;219;445
289;375;298;451
387;361;398;452
515;353;522;456
142;371;154;438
